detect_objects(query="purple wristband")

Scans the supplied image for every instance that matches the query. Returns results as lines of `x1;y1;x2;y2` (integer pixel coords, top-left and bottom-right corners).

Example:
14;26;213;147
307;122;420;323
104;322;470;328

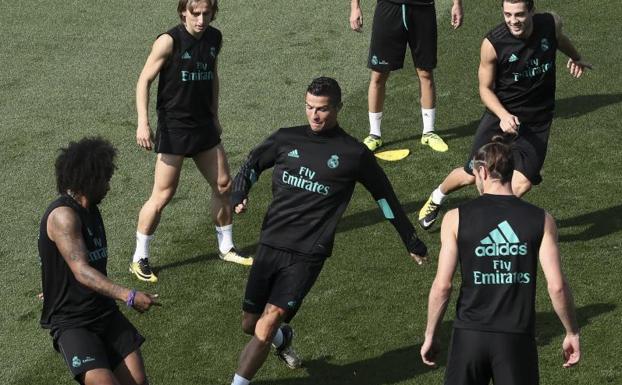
126;289;137;307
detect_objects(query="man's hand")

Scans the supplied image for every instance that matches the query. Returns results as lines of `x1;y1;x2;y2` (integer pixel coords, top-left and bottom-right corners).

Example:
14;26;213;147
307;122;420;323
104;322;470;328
562;333;580;368
136;122;153;150
234;198;248;214
450;1;463;29
499;113;520;135
567;58;592;78
132;292;160;313
350;7;363;32
410;252;427;265
420;335;440;366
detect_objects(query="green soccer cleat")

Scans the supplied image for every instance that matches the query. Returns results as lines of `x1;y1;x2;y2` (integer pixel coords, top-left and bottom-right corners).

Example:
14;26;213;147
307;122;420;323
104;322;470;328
421;132;449;152
129;258;158;283
418;195;442;230
276;324;302;369
218;248;253;266
363;135;383;152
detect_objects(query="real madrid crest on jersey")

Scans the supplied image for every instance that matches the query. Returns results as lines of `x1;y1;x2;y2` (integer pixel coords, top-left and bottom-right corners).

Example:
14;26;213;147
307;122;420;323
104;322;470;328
327;155;339;169
540;38;550;51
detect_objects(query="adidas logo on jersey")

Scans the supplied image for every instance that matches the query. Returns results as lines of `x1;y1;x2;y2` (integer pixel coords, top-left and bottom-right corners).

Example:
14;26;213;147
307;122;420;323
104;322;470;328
288;149;300;158
475;220;527;257
509;53;519;63
182;51;192;59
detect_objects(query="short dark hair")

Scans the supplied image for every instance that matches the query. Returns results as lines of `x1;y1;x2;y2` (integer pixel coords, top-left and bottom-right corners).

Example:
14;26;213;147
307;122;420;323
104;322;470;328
472;136;514;183
178;0;218;22
306;77;342;107
502;0;534;11
55;137;117;200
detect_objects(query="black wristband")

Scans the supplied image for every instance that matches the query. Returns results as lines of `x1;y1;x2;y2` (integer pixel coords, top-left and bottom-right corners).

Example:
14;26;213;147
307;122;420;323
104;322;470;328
230;191;246;207
407;236;427;257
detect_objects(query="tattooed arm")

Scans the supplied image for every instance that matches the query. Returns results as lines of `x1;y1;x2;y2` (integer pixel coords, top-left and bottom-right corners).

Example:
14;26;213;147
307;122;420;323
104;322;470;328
47;206;156;312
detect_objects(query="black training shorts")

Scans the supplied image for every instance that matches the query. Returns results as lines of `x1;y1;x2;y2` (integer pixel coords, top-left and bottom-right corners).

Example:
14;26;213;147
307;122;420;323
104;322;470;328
464;111;552;185
445;328;539;385
154;117;221;157
242;244;325;323
53;311;145;384
368;1;437;72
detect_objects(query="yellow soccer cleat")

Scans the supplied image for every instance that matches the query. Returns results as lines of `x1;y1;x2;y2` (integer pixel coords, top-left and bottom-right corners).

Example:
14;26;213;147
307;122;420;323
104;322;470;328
418;195;442;230
421;133;449;152
363;135;383;152
219;248;253;266
129;258;158;283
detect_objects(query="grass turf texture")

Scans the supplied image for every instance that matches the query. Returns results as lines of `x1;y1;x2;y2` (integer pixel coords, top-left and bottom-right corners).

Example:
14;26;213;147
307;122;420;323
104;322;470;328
1;0;621;384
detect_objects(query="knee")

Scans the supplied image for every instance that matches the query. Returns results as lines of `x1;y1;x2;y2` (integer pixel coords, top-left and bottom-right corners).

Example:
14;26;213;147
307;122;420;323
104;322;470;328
242;316;258;336
417;68;434;84
148;189;175;211
254;310;286;344
512;179;532;197
370;71;389;88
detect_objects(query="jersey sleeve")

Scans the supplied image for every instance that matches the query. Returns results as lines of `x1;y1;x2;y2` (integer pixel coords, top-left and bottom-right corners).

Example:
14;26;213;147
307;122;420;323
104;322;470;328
356;148;425;255
231;131;279;206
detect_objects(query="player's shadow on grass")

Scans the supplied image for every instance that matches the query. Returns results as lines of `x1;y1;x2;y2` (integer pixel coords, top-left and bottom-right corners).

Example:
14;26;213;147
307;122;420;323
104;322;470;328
555;93;622;120
382;92;622;148
155;243;259;273
253;303;614;385
557;204;622;242
254;320;454;385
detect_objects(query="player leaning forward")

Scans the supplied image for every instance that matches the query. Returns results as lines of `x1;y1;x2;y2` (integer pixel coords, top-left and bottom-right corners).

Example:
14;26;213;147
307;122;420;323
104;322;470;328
39;138;158;385
228;77;428;385
131;0;251;283
418;0;592;230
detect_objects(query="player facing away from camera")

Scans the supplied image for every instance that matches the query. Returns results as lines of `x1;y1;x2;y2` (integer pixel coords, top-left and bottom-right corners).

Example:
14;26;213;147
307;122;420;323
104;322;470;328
349;0;464;152
420;139;580;385
418;0;592;230
131;0;251;283
228;77;428;385
39;138;159;385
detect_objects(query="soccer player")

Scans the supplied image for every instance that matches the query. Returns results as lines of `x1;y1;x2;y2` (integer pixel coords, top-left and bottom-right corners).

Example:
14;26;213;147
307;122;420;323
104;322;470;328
418;0;592;230
349;0;464;152
131;0;251;283
39;137;159;385
420;139;580;384
228;77;428;385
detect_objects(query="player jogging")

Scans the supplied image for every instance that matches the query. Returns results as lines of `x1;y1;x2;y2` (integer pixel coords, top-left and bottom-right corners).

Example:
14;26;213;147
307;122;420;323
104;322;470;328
39;137;159;385
418;0;592;230
420;138;580;384
228;77;427;385
131;0;251;283
350;0;464;152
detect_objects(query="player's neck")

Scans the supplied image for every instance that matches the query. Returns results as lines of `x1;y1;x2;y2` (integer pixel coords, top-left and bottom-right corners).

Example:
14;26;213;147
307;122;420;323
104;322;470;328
483;182;514;196
66;190;90;209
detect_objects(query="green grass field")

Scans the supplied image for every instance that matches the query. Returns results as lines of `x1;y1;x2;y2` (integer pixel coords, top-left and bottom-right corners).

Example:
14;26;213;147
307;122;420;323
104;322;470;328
1;0;621;384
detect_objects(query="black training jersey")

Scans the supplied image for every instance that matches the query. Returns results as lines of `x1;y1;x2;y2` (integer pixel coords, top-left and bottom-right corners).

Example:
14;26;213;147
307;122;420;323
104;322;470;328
232;125;419;259
156;24;222;131
453;194;545;335
39;195;117;332
487;13;557;123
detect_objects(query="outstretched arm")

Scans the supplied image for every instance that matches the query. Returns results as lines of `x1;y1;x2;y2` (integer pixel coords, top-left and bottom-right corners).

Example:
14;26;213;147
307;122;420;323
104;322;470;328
539;212;580;368
479;38;520;134
357;149;427;263
551;12;592;78
48;207;158;312
231;132;279;214
421;209;459;366
136;34;174;150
